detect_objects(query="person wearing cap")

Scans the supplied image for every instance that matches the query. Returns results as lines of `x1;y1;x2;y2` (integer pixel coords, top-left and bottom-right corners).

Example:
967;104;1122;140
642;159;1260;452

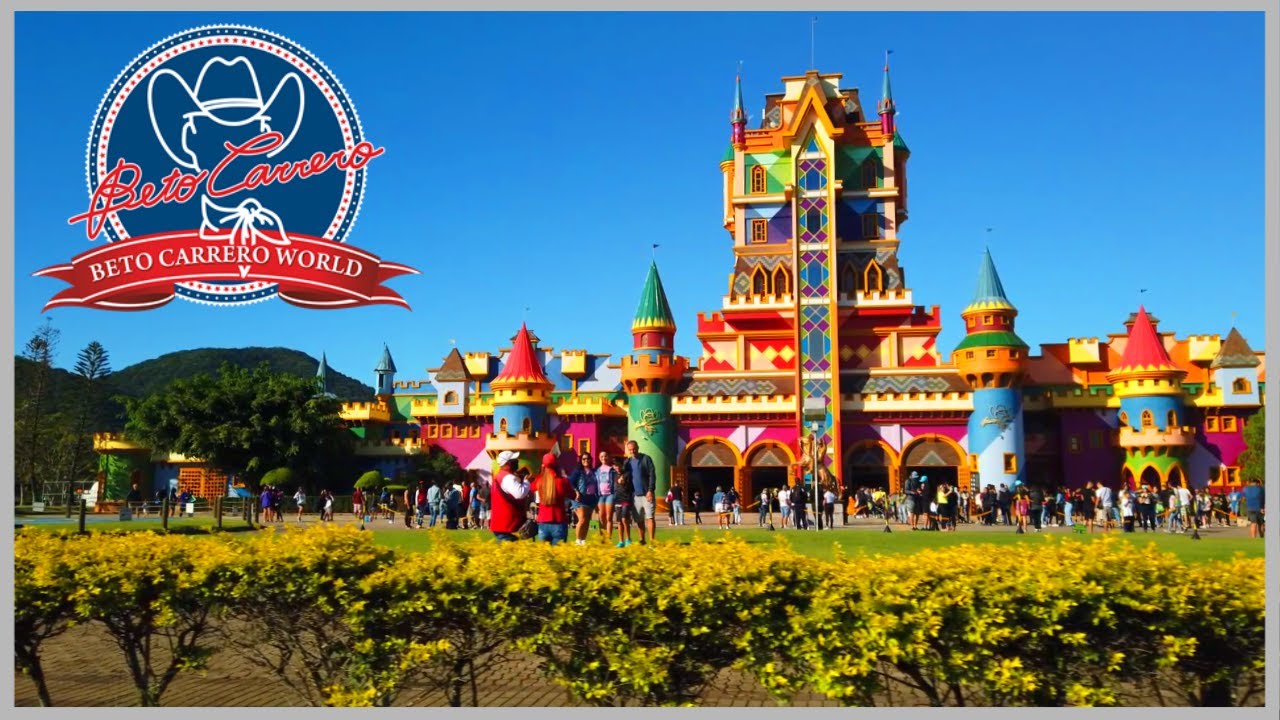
533;452;575;546
490;450;532;542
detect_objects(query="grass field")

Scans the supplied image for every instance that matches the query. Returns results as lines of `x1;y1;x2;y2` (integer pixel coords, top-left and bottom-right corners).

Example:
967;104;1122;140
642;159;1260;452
17;516;1264;564
368;525;1265;564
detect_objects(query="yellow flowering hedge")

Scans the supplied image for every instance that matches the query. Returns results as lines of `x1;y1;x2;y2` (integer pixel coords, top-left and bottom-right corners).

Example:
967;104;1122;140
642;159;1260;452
14;529;1265;707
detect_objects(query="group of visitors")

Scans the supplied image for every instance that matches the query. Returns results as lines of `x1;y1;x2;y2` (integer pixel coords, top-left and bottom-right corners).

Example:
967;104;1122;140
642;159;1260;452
490;439;659;547
751;481;840;530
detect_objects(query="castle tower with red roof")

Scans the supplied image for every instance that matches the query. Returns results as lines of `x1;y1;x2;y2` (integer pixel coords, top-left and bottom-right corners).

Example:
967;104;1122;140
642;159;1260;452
1106;307;1194;489
485;323;557;468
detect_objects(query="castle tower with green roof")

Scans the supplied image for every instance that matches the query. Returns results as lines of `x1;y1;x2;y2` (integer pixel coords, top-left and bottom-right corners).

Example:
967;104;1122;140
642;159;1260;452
620;262;688;502
952;249;1029;487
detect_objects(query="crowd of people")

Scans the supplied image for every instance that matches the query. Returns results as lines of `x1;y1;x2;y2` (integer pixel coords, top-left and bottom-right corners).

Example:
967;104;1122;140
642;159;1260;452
838;473;1265;537
247;455;1266;544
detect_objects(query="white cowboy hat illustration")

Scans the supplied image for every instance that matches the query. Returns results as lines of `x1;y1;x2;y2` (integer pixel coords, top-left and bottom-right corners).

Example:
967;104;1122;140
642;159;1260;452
147;56;305;171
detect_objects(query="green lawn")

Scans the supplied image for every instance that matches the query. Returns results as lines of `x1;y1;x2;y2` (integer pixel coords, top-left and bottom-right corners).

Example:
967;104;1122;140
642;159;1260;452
370;525;1264;564
17;517;1263;565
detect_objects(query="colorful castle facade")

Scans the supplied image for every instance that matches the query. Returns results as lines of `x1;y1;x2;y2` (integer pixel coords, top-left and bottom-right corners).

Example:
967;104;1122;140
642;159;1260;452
95;62;1264;504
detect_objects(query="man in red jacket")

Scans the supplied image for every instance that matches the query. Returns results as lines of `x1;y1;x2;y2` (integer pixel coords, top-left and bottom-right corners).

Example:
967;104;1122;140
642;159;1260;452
490;450;531;542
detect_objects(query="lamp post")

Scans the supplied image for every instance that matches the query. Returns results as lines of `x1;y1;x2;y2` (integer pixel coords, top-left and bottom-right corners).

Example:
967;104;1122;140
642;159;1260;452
802;398;826;531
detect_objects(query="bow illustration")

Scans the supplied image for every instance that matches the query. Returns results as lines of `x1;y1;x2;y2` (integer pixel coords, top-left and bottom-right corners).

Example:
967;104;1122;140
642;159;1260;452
200;196;292;246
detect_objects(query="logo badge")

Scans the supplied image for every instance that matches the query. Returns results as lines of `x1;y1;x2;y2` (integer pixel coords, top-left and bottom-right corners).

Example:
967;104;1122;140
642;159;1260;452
37;25;419;310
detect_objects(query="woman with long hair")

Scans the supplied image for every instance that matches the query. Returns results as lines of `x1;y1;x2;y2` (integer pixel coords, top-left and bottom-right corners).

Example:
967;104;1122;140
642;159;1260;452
594;451;617;543
533;453;575;546
569;452;599;546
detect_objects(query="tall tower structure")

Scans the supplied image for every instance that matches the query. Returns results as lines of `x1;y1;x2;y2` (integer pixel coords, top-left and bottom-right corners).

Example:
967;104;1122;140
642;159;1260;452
1106;307;1193;488
316;352;335;398
374;343;397;397
953;249;1029;487
485;324;557;471
621;262;688;500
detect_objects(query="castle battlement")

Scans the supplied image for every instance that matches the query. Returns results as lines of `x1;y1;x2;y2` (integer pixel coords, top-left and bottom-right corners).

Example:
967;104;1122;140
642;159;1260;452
339;401;391;423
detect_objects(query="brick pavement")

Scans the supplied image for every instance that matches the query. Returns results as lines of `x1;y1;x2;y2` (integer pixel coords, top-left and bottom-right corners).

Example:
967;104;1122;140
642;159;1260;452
14;622;842;707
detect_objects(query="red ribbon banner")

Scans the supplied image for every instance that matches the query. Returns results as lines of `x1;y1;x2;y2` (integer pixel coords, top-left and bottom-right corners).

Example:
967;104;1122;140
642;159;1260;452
34;231;420;311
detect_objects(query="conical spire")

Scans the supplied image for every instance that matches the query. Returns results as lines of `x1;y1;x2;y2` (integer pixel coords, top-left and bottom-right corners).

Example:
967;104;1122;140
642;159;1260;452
491;323;552;389
732;70;745;122
731;67;746;147
878;50;895;115
878;50;897;138
375;343;397;373
632;261;677;333
316;352;333;395
1112;306;1179;375
963;248;1016;315
1211;327;1260;369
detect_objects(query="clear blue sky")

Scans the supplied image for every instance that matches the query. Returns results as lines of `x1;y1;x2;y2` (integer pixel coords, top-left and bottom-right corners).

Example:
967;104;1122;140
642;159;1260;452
14;11;1266;385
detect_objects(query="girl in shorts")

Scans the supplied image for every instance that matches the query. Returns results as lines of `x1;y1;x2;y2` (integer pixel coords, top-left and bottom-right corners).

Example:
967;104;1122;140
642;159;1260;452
613;465;635;548
595;451;617;543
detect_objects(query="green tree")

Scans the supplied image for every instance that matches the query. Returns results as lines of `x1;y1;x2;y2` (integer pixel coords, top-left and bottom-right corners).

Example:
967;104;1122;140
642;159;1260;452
1240;409;1264;484
15;319;61;504
354;471;385;490
60;342;112;511
412;446;464;486
123;362;353;488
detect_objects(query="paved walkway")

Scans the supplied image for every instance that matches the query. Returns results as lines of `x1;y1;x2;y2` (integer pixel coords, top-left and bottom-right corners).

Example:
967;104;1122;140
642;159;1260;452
15;622;840;707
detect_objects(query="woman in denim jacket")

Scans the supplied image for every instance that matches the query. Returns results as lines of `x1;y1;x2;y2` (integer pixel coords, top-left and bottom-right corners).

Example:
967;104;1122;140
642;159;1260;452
568;452;600;546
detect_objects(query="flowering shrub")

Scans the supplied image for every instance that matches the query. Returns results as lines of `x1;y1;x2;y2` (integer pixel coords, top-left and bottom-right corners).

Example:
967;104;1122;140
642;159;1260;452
14;532;81;706
216;525;398;706
13;530;1265;707
34;531;239;706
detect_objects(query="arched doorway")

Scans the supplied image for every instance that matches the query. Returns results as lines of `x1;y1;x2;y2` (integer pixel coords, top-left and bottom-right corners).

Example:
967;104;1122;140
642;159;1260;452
746;442;794;511
845;440;897;494
901;435;966;499
1165;465;1183;490
1139;466;1162;489
680;438;741;512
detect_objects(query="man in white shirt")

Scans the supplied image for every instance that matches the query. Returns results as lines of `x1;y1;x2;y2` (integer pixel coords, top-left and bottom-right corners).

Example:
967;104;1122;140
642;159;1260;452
1095;483;1114;531
778;487;791;528
491;450;531;542
1175;484;1193;533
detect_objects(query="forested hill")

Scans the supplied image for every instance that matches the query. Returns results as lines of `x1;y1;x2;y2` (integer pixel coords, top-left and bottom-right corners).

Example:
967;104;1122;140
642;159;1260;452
15;347;375;431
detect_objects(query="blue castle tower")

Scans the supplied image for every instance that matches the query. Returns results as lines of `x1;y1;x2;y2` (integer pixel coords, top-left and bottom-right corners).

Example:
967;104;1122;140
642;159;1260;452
375;343;397;397
953;249;1029;488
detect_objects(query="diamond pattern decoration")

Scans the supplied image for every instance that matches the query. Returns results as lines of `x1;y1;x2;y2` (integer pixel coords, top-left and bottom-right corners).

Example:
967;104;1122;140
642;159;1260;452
840;345;855;362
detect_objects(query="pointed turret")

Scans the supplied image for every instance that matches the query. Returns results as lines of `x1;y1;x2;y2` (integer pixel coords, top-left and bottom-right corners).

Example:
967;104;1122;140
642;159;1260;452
486;323;556;466
374;343;397;396
1211;327;1261;369
491;324;553;393
954;249;1028;487
632;261;677;351
877;51;896;137
1107;306;1183;382
1107;307;1193;489
1211;327;1261;408
731;70;747;148
621;261;689;506
316;352;334;397
964;247;1017;314
955;249;1029;372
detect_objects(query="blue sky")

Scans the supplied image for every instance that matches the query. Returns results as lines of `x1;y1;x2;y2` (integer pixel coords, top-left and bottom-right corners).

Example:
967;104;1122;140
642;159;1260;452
14;11;1266;386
